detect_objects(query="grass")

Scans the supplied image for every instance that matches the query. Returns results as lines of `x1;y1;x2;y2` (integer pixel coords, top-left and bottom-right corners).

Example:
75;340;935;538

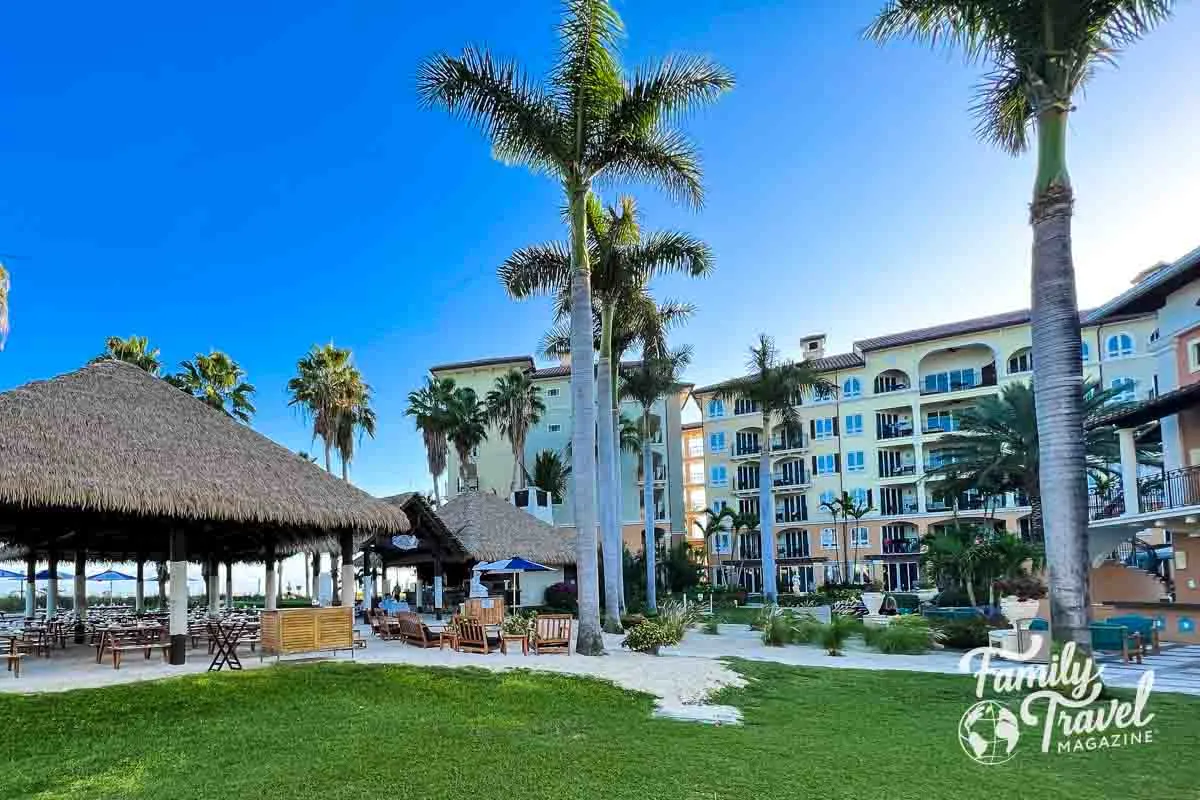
1;660;1197;799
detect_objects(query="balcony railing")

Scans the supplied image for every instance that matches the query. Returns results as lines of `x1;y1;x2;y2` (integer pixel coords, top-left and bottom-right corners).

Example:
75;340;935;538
881;501;919;516
772;473;810;488
733;444;762;458
775;508;807;523
878;422;914;440
880;464;917;478
882;538;921;555
1094;467;1200;521
778;544;811;559
735;479;760;492
920;374;997;396
926;499;951;512
771;434;808;452
922;421;961;435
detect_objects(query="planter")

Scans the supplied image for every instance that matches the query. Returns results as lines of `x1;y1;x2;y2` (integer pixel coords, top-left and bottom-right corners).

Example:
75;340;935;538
999;596;1040;627
862;592;885;616
915;589;938;603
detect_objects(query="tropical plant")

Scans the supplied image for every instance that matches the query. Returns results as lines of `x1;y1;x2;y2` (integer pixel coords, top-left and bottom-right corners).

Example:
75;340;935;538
405;376;457;505
164;351;257;423
620;619;676;655
419;0;733;656
655;599;701;642
445;386;489;491
717;335;832;601
692;506;735;580
334;372;376;482
619;346;692;613
0;262;9;351
701;617;721;635
91;335;161;374
660;540;703;595
485;370;546;493
527;448;571;504
924;380;1158;539
864;614;940;655
757;604;792;646
287;343;353;473
867;0;1176;650
819;613;862;657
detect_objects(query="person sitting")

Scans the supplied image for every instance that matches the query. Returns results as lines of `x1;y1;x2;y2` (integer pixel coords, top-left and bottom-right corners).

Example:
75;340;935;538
879;595;899;616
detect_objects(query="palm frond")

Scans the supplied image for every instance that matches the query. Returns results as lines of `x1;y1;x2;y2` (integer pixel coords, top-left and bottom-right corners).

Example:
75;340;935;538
552;0;624;148
629;230;714;279
592;128;704;209
498;241;572;299
971;64;1033;155
864;0;1005;63
609;54;735;135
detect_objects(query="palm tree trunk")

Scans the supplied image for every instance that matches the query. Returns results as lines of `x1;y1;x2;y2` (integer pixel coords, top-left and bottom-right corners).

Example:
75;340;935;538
156;560;168;609
431;467;442;506
759;413;777;602
312;551;321;601
323;440;332;473
642;420;657;614
1030;106;1090;650
567;182;603;655
341;459;349;481
597;304;622;630
612;371;626;613
1029;493;1044;541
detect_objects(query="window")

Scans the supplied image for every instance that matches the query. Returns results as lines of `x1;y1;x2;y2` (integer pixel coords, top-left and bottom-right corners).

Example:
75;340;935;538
851;526;869;547
709;432;726;453
813;384;835;402
814;417;836;439
874;372;907;394
734;396;759;415
819;490;836;507
710;465;728;487
846;451;865;472
738;498;759;518
849;487;869;508
923;368;977;394
820;528;837;549
823;562;843;583
1007;349;1033;374
844;414;863;436
842;377;862;398
1111;377;1136;403
711;499;728;514
778;529;810;559
687;437;704;458
548;423;562;433
1105;333;1135;359
1081;341;1091;362
925;409;960;433
688;463;704;484
547;387;560;397
1189;339;1200;373
707;398;725;418
815;454;837;475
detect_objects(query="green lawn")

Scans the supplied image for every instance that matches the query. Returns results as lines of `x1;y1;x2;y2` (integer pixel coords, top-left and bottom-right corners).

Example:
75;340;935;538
1;660;1195;799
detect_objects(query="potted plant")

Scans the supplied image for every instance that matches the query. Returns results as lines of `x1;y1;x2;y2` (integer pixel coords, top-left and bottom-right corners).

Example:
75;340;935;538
993;575;1046;626
915;577;938;603
860;579;885;616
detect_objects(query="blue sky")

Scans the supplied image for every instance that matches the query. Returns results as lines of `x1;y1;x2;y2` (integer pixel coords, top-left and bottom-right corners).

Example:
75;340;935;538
3;0;1199;502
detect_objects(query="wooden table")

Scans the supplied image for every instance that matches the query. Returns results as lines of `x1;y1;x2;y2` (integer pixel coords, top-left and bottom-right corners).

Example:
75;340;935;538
500;633;528;656
95;625;162;664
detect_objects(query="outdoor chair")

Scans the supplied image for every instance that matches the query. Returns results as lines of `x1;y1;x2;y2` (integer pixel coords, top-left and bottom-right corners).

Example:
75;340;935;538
1106;615;1160;655
455;619;493;654
531;614;572;655
1089;623;1142;664
394;612;443;648
5;640;26;678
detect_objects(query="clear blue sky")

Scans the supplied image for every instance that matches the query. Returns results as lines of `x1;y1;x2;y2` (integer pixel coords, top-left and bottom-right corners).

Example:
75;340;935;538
3;0;1198;499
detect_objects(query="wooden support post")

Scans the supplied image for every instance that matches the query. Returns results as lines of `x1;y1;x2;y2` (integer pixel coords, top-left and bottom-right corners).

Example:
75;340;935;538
207;555;219;616
339;531;355;611
169;530;188;665
225;561;234;610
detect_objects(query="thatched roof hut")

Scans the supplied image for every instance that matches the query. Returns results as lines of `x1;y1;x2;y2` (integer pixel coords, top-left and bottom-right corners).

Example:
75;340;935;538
435;491;576;564
0;360;408;562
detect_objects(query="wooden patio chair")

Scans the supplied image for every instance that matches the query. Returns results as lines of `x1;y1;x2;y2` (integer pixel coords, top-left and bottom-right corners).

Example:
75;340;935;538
455;619;492;654
531;614;572;655
394;612;443;648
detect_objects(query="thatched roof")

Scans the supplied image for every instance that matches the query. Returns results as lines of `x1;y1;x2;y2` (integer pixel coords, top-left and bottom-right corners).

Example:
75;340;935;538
0;361;408;559
432;491;576;565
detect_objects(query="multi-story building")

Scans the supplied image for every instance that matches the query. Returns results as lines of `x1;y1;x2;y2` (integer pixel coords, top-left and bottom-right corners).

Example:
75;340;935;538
693;310;1159;594
427;356;689;551
681;421;708;547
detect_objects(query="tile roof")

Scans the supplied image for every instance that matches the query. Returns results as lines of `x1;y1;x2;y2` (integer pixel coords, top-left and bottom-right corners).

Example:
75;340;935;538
531;360;642;379
692;351;864;394
429;355;534;374
854;310;1034;352
1084;244;1200;323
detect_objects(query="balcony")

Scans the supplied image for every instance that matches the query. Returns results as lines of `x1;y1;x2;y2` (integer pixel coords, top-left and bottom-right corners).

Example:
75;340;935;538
926;499;952;512
734;478;760;494
880;500;919;516
877;421;915;440
775;508;807;524
919;370;997;397
922;420;962;436
687;443;704;459
732;443;762;460
778;543;811;559
1091;467;1200;520
637;466;668;484
770;433;808;454
772;473;811;492
879;464;917;479
882;537;921;555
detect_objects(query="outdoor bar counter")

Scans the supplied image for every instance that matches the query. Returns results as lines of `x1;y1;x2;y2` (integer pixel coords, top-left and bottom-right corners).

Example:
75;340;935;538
260;606;354;657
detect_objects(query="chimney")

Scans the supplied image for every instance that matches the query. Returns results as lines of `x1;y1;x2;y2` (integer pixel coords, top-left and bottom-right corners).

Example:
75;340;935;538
800;334;826;361
558;352;571;368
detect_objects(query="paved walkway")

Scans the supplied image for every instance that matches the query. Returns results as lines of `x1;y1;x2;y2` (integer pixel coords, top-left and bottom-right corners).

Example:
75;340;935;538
1096;643;1200;695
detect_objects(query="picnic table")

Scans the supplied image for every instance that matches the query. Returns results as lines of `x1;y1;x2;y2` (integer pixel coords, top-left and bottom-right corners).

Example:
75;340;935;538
94;623;163;665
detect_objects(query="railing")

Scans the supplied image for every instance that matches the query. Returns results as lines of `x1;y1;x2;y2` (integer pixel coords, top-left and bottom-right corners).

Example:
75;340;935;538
735;479;760;492
919;374;997;396
874;382;910;395
926;499;951;511
922;421;960;435
778;544;811;559
775;509;807;523
771;434;808;452
882;538;921;555
880;464;917;478
878;422;914;440
772;473;810;488
881;502;919;515
637;467;668;483
733;444;762;457
1138;466;1200;514
1089;485;1124;520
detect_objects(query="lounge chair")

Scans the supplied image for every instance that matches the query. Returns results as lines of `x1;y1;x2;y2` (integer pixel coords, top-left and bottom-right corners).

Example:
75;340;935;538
394;612;443;648
1089;623;1142;664
1106;615;1160;656
531;614;572;655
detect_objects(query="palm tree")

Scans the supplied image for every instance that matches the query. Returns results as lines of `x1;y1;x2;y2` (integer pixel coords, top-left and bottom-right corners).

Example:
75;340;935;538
726;511;759;592
619;346;692;614
527;448;572;503
925;380;1158;540
419;0;733;654
91;335;162;374
0;262;9;351
867;0;1175;651
287;343;353;473
692;506;735;583
406;377;457;505
297;451;318;464
717;335;831;601
335;374;376;482
485;370;546;493
445;387;489;492
164;351;257;423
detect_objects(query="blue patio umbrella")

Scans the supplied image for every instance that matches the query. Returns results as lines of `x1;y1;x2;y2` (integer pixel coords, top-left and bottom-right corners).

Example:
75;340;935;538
34;569;72;580
0;568;23;579
475;557;551;608
89;569;137;600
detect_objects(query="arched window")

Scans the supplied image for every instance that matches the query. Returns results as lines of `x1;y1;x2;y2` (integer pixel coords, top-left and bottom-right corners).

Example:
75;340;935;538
842;377;862;398
1007;349;1033;374
1081;341;1090;362
1110;377;1136;403
1106;333;1135;359
707;398;725;418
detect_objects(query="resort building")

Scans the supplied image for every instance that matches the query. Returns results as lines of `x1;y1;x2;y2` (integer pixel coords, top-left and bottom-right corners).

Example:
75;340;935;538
682;421;707;547
692;309;1160;594
428;356;690;552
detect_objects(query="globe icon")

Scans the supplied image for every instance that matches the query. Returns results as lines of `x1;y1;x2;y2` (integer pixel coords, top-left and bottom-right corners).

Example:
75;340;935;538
958;700;1020;765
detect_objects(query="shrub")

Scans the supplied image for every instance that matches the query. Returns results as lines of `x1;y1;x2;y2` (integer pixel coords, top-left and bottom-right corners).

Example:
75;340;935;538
778;594;827;608
620;613;647;629
621;620;680;654
868;615;939;654
701;617;721;635
993;575;1047;601
819;614;861;656
932;588;974;607
758;605;792;646
934;617;995;650
817;583;864;603
501;611;535;636
655;600;701;642
543;582;578;613
790;613;824;644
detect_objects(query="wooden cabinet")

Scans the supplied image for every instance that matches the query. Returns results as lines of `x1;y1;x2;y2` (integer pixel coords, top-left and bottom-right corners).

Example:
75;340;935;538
260;607;353;656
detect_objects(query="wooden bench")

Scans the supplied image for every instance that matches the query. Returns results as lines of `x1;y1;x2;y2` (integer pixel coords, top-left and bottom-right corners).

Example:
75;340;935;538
394;612;444;648
111;642;171;670
531;614;572;655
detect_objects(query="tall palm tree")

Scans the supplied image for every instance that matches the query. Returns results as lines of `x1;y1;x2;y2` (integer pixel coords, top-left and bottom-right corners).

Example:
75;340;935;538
502;196;712;627
91;335;162;374
867;0;1175;651
527;448;572;503
692;506;735;583
717;335;831;602
445;387;489;492
287;343;353;473
335;374;376;482
485;370;546;493
619;346;692;614
419;0;733;654
406;377;457;505
165;351;257;423
925;380;1159;539
0;262;9;351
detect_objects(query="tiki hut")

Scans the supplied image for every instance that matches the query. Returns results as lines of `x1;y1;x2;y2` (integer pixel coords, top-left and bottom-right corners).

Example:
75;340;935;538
0;360;409;661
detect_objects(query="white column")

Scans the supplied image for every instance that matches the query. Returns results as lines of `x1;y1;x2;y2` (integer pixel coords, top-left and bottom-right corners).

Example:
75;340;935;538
135;559;145;614
433;574;443;610
341;563;356;609
207;563;219;616
24;557;35;618
1118;427;1140;516
264;563;277;612
168;530;188;664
